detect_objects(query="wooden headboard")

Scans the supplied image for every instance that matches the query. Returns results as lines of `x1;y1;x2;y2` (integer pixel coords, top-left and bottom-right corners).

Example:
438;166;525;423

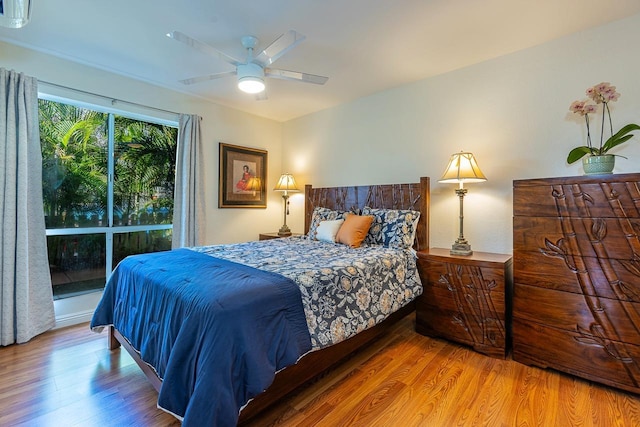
304;177;430;251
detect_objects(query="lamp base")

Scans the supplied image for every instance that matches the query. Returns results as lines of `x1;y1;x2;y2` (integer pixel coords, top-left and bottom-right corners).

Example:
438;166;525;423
278;225;292;236
450;241;473;256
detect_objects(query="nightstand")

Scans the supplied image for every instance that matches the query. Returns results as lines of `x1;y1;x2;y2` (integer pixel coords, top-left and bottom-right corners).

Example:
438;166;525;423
416;248;513;358
259;232;302;240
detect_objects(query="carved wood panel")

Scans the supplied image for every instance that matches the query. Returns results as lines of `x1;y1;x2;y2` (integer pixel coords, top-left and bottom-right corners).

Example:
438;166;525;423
513;173;640;393
304;177;430;251
416;248;512;358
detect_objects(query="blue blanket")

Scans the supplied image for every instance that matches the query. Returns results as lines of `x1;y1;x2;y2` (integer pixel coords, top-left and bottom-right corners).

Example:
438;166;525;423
90;248;312;426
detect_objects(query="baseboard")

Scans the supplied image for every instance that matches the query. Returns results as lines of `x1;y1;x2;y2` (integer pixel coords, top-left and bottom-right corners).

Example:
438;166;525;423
54;310;94;329
53;291;102;329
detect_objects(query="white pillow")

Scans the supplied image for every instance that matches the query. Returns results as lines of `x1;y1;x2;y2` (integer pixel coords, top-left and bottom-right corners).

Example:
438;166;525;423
315;219;345;243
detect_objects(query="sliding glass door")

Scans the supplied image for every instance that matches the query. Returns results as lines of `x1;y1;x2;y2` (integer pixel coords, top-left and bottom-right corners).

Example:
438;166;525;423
39;98;177;299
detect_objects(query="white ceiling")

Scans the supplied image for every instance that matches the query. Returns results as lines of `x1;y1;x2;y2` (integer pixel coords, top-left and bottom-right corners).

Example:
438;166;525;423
2;0;639;122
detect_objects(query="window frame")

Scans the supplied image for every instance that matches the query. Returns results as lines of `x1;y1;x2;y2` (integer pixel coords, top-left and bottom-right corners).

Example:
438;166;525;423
39;93;178;287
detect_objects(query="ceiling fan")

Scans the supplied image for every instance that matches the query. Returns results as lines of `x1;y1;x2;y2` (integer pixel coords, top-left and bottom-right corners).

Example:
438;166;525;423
167;30;328;96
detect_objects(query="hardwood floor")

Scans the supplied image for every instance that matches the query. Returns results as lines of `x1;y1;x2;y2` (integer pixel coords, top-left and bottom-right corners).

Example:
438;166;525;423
2;314;639;426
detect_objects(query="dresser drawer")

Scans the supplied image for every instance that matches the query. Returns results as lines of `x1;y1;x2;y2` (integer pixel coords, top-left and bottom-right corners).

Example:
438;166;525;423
513;175;640;218
513;317;640;393
514;249;640;301
513;216;640;260
514;283;640;345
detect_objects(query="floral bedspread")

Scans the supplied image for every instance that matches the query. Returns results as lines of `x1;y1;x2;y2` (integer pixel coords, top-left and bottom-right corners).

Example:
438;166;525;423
191;236;422;349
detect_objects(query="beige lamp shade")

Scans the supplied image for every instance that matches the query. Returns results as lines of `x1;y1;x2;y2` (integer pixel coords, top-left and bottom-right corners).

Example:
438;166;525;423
439;152;487;185
274;173;300;194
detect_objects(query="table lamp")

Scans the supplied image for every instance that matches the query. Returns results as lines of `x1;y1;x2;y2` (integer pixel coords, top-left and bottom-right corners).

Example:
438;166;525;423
274;173;299;236
439;152;487;255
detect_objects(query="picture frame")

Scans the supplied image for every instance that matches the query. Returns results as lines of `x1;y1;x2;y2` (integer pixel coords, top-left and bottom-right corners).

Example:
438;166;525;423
218;143;267;208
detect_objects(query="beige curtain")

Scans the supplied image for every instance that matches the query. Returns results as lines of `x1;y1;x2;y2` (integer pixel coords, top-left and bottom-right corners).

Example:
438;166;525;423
172;114;205;248
0;69;55;345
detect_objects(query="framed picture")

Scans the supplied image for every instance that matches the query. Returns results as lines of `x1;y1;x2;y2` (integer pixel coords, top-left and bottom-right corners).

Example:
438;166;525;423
219;143;267;208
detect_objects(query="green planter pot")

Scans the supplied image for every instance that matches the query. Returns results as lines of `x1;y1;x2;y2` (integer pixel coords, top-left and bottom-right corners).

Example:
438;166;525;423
582;155;615;175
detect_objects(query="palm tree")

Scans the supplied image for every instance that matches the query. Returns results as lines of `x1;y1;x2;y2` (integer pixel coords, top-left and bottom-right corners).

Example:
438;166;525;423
113;116;177;225
39;99;108;227
39;102;178;227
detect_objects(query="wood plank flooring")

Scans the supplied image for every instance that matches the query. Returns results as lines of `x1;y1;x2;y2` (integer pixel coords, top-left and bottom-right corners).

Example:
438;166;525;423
1;314;639;426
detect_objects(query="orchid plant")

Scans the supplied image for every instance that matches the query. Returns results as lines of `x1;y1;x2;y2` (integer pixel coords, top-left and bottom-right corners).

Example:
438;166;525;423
567;82;640;164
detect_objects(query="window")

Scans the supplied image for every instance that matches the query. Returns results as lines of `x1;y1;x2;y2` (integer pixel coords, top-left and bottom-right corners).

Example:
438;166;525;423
39;98;178;299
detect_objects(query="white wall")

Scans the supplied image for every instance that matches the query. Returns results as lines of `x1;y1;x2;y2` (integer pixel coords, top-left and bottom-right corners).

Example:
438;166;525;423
2;41;285;325
282;13;640;255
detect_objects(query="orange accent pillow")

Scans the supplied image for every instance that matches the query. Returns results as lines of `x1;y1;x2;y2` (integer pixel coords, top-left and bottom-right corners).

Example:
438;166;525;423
335;213;374;248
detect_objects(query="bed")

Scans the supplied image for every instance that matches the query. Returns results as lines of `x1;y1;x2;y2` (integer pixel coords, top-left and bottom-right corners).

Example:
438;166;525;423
90;177;430;426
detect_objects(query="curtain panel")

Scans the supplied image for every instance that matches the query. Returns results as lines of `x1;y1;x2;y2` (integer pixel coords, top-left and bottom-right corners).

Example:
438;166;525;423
172;114;205;249
0;68;55;345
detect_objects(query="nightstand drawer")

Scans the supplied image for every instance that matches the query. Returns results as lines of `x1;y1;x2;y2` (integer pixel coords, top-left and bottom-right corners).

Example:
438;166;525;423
417;304;506;358
418;278;507;322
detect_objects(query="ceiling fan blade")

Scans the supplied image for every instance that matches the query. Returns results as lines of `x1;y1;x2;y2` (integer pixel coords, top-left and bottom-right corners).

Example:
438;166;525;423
265;68;328;85
179;71;236;85
255;30;305;66
167;31;241;66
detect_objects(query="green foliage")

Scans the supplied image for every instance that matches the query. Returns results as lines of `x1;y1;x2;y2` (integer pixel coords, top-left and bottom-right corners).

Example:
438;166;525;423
566;123;640;164
39;100;108;225
39;99;178;227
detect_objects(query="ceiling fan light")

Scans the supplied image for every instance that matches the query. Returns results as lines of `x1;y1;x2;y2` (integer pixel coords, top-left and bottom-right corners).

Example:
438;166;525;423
238;76;265;94
237;62;265;94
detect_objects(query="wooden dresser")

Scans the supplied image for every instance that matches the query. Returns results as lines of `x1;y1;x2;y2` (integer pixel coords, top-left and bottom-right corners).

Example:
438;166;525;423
416;248;513;358
513;173;640;393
